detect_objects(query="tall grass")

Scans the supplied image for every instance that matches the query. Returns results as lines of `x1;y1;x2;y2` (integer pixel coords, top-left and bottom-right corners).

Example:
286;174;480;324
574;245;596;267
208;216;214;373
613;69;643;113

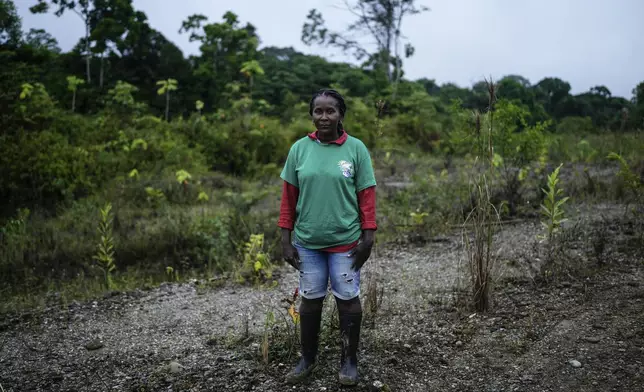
462;78;501;312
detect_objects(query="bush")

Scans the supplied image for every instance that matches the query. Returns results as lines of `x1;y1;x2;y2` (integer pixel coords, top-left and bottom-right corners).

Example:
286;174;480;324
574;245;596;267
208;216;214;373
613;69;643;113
0;130;98;212
556;116;596;134
390;89;445;152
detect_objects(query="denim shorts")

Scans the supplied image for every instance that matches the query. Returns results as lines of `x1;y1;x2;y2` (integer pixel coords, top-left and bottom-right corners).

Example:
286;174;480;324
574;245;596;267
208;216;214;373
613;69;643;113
293;240;361;300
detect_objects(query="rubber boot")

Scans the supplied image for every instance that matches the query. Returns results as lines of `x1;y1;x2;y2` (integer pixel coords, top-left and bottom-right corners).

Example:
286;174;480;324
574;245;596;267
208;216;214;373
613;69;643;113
285;308;322;384
338;312;362;386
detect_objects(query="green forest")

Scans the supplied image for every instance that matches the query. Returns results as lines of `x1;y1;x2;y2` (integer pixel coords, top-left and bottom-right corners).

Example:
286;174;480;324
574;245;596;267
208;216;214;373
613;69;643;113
1;0;643;311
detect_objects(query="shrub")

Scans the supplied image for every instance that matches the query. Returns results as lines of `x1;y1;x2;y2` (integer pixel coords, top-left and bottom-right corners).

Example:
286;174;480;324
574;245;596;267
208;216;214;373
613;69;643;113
556;116;596;134
390;89;444;152
0;130;97;212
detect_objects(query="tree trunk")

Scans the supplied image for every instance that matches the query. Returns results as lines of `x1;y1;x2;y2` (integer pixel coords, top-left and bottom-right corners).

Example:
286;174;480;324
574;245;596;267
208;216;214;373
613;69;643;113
72;90;76;112
165;91;170;121
99;53;104;88
85;22;91;84
383;34;392;82
391;34;401;100
391;8;405;99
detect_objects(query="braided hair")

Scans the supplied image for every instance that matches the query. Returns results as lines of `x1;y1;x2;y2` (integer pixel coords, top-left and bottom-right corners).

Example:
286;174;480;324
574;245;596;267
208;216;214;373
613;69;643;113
309;89;347;132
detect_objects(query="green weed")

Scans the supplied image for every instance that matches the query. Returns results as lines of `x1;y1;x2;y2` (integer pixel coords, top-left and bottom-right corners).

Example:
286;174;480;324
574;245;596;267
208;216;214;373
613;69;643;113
539;164;570;241
235;233;273;285
93;202;117;290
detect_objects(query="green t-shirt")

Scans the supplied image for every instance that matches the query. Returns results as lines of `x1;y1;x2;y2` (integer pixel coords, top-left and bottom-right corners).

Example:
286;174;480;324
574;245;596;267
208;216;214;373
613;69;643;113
280;134;377;249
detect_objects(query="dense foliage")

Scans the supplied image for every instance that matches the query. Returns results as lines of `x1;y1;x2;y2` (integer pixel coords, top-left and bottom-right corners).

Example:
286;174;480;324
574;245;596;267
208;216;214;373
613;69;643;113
0;0;642;306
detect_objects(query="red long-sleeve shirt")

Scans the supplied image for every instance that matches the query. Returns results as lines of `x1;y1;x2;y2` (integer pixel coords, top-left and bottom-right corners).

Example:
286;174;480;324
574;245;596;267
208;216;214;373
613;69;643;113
277;130;377;252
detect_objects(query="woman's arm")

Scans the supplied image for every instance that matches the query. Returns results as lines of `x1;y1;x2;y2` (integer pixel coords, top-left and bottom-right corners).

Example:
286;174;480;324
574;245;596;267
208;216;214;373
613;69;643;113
357;185;376;246
278;180;301;269
357;186;376;231
278;180;299;240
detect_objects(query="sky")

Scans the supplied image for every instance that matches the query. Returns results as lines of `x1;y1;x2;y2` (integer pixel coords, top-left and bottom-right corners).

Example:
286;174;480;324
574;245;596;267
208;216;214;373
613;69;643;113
14;0;644;99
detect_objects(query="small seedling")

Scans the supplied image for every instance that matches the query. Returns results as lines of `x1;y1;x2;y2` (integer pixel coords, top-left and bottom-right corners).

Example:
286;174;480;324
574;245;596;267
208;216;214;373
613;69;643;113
539;163;569;241
93;202;116;290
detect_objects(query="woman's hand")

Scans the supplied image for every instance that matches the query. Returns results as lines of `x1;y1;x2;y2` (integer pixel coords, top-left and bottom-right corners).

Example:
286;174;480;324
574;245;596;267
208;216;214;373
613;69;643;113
282;242;300;270
348;230;375;271
281;229;300;270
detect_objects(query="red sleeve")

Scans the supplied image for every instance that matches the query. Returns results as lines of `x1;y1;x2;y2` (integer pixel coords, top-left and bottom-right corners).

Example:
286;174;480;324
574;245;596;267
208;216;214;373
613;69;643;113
278;181;299;230
357;186;377;230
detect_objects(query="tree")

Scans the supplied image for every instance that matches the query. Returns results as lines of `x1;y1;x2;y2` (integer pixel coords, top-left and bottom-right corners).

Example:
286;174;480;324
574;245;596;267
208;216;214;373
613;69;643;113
631;81;644;129
157;78;177;121
240;60;264;98
533;77;571;119
438;82;471;106
590;85;611;98
67;75;85;111
0;0;22;47
416;78;440;96
30;0;94;83
301;0;429;96
88;0;136;87
179;11;260;110
24;28;61;53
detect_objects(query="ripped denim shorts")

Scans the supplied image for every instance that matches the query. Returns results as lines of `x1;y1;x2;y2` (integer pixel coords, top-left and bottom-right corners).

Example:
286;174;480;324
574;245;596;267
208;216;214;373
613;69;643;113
293;240;361;301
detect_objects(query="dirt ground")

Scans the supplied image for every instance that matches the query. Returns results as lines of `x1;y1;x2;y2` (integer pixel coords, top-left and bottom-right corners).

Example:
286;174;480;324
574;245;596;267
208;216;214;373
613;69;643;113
0;202;642;392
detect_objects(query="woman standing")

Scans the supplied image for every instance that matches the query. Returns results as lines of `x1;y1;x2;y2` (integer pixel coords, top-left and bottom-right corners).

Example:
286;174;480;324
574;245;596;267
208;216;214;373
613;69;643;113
278;89;377;386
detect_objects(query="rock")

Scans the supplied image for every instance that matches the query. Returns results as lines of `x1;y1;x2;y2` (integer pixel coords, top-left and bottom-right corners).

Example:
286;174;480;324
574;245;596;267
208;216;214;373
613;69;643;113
85;339;104;351
521;375;534;383
385;356;399;365
372;380;385;390
455;340;463;347
103;290;121;299
584;336;601;343
169;361;183;374
568;359;582;368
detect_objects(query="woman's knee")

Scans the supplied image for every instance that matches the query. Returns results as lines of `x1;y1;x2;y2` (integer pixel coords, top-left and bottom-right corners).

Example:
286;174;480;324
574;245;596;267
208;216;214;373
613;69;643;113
328;258;361;300
335;295;362;314
300;296;325;313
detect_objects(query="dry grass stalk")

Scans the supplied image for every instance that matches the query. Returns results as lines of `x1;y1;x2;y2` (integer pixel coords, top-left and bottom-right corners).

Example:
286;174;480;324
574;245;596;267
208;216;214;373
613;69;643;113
463;174;500;312
461;76;500;312
485;76;497;167
364;265;384;328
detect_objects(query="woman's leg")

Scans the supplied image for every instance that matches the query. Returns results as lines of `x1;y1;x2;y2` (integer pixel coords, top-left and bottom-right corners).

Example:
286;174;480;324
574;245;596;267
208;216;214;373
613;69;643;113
328;250;362;386
285;242;328;384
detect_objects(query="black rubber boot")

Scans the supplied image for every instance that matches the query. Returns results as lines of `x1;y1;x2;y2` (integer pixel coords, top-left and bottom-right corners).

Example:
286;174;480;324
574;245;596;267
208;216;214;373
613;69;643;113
338;312;362;386
285;308;322;384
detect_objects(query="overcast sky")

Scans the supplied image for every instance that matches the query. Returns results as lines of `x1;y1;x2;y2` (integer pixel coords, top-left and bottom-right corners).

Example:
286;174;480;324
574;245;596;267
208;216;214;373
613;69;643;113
14;0;644;99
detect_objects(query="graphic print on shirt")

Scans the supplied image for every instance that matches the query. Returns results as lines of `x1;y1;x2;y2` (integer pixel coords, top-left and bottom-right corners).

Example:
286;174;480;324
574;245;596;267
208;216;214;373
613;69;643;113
337;160;354;178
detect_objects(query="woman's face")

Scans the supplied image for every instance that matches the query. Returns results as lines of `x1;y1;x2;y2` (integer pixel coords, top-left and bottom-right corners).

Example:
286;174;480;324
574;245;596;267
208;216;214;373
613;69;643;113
311;95;343;136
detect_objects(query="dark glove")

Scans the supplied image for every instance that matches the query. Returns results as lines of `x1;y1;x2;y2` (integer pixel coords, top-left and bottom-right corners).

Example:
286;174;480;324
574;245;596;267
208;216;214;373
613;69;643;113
347;231;374;271
282;241;300;271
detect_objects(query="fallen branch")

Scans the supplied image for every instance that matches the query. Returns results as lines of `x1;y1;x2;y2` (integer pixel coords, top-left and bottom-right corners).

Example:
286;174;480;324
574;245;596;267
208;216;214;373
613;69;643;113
392;218;527;229
450;218;526;229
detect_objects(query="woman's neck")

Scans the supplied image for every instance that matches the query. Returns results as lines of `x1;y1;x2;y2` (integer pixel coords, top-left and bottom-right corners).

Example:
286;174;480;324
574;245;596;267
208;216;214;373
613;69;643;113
317;129;341;143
